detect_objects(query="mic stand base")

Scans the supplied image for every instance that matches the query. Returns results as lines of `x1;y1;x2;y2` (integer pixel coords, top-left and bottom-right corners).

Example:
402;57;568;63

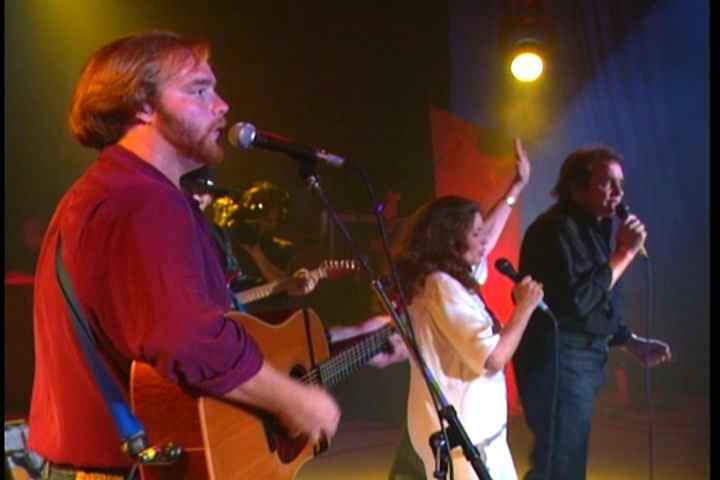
430;430;450;479
429;405;493;480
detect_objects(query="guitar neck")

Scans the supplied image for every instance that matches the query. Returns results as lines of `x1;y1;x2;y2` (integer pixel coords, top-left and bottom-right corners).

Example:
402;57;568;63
234;279;284;304
234;267;327;305
303;324;395;389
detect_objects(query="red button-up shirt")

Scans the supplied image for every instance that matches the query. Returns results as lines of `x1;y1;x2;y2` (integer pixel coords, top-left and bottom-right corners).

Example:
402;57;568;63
28;145;263;467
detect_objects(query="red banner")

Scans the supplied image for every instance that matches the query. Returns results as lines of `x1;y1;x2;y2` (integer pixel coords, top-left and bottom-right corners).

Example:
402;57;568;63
429;106;523;415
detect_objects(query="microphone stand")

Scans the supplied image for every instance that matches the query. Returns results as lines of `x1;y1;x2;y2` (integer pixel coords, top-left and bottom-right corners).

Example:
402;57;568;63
296;157;492;480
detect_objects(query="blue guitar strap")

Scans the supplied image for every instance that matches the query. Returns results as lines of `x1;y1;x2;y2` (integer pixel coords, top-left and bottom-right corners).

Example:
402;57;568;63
54;236;148;460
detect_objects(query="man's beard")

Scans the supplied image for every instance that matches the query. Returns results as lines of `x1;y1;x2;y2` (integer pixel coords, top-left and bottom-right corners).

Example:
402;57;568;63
155;104;224;164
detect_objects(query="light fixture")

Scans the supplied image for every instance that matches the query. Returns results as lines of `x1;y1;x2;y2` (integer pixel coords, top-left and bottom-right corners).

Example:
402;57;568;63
501;0;554;83
509;40;544;82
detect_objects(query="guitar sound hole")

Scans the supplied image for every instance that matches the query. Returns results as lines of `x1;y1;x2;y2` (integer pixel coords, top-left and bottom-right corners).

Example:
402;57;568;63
289;364;307;379
272;364;310;463
275;433;309;463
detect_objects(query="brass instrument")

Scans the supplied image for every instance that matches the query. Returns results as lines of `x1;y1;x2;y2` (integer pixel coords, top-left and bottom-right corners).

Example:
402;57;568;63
212;196;241;228
210;180;290;230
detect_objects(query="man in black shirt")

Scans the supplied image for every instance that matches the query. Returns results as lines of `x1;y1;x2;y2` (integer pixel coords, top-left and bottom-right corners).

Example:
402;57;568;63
513;145;671;480
229;180;317;314
181;165;245;287
181;171;318;313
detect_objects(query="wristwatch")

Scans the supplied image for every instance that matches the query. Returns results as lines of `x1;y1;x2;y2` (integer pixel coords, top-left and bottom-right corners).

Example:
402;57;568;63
505;195;517;207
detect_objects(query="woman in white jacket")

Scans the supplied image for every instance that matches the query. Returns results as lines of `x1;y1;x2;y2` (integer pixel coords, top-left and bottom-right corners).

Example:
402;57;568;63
391;140;544;480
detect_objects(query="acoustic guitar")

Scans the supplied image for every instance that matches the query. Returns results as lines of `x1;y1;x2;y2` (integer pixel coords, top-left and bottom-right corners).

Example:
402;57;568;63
130;308;394;480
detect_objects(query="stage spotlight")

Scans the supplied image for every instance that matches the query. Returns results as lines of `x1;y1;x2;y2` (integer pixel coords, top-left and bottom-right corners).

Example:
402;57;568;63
510;40;544;82
501;0;554;83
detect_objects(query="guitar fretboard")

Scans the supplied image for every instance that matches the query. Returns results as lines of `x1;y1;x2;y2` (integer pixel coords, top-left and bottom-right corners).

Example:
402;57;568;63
234;268;328;304
235;280;286;304
301;324;395;388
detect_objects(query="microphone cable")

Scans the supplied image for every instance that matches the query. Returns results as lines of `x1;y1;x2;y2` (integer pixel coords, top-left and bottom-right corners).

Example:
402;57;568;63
540;308;559;480
494;258;559;480
641;256;655;480
616;201;656;480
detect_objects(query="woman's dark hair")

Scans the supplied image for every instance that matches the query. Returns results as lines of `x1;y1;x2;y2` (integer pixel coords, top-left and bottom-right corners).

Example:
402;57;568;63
391;195;482;299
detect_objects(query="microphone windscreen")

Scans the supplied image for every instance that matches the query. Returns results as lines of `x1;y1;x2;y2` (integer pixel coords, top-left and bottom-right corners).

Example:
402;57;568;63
494;258;521;282
228;122;256;149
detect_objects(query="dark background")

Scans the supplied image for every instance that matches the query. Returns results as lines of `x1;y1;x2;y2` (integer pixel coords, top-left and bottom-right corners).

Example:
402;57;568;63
5;0;708;428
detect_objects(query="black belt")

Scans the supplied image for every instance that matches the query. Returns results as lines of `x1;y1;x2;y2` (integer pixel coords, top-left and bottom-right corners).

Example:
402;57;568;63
559;329;613;347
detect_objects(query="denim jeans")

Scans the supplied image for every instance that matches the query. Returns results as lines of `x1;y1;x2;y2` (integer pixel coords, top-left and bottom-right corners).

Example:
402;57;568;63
514;330;609;480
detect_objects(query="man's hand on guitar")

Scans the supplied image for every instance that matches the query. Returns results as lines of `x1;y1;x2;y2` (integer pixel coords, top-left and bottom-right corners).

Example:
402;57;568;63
286;268;319;296
368;329;409;368
328;315;409;368
276;384;341;445
224;362;340;446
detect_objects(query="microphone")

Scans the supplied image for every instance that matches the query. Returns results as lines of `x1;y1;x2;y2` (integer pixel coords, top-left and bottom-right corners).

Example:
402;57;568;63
228;122;345;167
494;258;550;312
614;203;648;258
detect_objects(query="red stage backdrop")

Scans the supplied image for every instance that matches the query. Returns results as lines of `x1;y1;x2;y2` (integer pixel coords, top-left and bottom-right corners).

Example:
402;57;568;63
429;106;523;416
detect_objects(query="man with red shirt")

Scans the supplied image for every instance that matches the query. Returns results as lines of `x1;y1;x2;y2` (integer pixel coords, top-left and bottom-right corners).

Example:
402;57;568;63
27;30;404;479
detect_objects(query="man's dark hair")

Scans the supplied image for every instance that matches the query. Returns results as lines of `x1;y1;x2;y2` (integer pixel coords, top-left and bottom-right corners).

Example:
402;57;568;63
552;145;624;204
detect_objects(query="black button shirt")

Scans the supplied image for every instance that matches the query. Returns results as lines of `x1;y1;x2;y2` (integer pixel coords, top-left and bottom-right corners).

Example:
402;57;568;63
519;201;631;345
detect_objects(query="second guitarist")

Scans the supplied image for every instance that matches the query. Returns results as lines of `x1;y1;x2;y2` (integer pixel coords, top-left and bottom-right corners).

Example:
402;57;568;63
229;180;317;313
181;172;321;313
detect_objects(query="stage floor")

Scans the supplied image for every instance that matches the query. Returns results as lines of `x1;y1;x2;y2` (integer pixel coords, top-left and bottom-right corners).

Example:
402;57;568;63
4;391;708;480
297;392;709;480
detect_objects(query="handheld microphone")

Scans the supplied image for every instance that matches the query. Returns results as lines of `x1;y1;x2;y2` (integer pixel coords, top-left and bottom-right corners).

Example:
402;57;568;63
494;258;550;312
228;122;346;167
614;203;648;258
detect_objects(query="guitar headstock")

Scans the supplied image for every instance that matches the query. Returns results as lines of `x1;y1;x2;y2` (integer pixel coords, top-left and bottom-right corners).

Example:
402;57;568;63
317;259;358;279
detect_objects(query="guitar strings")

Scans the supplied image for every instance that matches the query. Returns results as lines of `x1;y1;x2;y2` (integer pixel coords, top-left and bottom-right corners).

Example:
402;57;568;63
301;327;390;385
300;325;395;386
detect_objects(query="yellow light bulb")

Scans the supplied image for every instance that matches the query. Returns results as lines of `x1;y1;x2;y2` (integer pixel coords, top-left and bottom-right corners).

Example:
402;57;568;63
511;52;544;82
